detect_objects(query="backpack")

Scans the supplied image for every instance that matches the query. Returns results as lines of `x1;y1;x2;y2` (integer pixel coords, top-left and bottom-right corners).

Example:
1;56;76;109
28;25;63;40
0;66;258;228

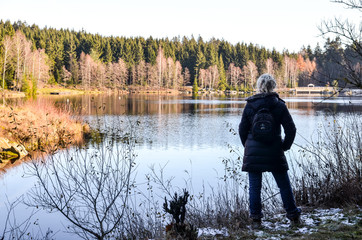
250;105;277;143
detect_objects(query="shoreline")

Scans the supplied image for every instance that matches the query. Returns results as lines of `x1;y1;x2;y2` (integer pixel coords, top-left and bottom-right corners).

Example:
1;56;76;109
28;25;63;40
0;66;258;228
2;86;360;99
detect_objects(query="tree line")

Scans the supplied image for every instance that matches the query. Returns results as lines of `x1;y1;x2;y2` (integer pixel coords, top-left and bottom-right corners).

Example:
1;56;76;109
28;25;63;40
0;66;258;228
0;20;358;92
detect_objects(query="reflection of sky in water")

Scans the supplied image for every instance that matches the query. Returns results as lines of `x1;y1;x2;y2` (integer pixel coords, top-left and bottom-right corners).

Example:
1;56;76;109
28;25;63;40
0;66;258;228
0;95;361;239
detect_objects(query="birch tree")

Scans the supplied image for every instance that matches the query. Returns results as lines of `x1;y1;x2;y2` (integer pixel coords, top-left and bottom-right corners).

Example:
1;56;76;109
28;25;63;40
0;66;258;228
227;63;242;89
265;58;276;76
284;56;299;88
34;49;50;88
183;67;191;87
245;60;258;89
13;31;26;90
2;35;12;89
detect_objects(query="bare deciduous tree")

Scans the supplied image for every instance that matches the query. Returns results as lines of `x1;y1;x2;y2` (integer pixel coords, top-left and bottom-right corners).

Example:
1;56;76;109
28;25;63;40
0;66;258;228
156;47;167;88
265;58;276;76
34;49;50;88
283;56;299;88
227;63;242;90
242;61;258;89
198;69;206;89
319;0;362;88
174;61;183;89
13;31;27;91
183;67;191;87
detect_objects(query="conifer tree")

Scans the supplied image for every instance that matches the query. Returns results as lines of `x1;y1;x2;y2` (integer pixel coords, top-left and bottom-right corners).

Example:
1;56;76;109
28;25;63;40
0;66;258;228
194;46;206;83
217;55;227;90
205;43;218;68
103;41;113;64
134;40;144;64
192;77;198;93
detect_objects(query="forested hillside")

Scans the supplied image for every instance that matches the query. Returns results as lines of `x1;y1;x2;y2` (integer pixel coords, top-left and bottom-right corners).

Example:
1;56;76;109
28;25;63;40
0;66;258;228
0;20;353;92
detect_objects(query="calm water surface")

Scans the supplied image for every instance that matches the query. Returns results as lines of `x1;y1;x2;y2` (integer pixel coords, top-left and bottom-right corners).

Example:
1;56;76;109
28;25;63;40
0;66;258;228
0;93;361;238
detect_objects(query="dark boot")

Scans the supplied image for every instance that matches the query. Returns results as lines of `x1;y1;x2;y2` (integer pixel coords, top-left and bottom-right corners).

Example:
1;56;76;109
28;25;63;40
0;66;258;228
290;215;302;228
251;219;262;230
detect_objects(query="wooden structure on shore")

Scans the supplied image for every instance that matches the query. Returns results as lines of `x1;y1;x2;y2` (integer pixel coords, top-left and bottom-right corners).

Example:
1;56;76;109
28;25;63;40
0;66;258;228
292;87;335;95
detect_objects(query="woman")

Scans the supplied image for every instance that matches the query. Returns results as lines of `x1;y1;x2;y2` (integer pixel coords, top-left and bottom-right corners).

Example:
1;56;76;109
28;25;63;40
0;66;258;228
239;73;301;229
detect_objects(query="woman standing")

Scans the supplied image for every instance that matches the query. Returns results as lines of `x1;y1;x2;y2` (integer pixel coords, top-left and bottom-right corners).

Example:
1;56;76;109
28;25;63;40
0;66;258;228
239;73;301;229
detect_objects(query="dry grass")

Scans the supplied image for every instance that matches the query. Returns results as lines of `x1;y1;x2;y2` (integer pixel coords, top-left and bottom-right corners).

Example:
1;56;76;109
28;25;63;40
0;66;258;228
0;100;89;153
0;90;26;98
293;111;362;208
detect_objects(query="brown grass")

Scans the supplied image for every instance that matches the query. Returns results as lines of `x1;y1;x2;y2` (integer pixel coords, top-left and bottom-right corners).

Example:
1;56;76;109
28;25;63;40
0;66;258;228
0;100;89;153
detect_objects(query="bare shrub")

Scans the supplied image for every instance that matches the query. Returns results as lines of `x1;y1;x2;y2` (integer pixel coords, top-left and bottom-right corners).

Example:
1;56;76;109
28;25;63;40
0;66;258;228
294;110;362;207
25;120;137;240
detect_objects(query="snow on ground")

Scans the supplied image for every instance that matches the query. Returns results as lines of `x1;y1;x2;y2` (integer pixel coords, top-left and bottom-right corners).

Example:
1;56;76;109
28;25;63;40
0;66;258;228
197;227;229;238
196;208;362;238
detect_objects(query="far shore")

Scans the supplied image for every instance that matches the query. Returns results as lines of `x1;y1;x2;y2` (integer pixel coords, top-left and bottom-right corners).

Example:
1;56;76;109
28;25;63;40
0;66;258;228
1;86;360;100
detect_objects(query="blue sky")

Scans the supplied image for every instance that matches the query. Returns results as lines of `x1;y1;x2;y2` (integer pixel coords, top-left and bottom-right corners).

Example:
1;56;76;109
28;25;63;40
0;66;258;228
0;0;360;52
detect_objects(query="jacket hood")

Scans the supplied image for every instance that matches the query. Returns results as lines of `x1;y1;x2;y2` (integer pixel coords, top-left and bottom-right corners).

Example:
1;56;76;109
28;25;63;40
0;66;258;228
246;92;281;109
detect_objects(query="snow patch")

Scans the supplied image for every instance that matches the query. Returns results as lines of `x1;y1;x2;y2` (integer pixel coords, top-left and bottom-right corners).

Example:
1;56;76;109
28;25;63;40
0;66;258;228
197;227;229;237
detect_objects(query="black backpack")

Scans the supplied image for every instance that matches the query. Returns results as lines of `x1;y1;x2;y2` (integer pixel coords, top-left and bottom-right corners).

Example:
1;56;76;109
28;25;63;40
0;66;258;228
250;105;277;143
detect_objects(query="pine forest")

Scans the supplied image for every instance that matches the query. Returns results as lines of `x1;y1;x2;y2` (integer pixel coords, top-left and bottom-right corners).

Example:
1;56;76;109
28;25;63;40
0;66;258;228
0;20;356;93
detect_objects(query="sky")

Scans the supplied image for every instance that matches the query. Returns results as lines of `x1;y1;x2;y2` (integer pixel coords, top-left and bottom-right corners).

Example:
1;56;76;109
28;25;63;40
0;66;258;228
0;0;360;52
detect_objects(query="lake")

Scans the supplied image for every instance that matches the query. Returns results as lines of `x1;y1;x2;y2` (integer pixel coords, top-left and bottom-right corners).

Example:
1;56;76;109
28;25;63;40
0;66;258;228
0;93;361;239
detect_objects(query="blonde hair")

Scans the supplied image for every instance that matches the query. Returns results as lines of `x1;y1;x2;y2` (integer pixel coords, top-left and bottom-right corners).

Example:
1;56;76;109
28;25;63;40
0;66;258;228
257;74;277;93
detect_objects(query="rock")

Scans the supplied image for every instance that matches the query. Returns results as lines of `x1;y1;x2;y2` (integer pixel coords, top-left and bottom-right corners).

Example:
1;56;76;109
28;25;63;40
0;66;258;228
0;137;28;162
9;143;28;159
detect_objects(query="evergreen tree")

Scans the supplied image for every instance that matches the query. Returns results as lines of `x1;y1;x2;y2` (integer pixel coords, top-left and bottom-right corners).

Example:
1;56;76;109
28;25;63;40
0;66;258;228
192;76;198;93
64;34;78;84
145;37;157;65
217;55;227;90
271;48;283;67
3;20;15;37
205;43;218;68
134;39;144;64
103;40;113;64
194;45;206;81
123;40;134;66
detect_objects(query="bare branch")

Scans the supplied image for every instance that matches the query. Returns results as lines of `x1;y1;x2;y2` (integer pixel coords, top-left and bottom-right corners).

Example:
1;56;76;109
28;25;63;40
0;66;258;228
331;0;362;10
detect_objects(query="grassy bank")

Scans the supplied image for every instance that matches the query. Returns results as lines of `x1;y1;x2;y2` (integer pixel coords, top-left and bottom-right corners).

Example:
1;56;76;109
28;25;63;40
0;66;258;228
37;87;104;95
0;90;26;98
0;100;89;162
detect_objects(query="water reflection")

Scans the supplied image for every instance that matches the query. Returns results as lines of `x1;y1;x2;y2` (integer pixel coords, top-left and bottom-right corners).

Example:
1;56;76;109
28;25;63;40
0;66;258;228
2;94;360;152
37;94;359;150
1;94;361;153
24;93;361;117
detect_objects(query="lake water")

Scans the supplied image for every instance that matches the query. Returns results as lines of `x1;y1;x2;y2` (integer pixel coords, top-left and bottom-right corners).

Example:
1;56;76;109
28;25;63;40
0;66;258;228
0;93;361;239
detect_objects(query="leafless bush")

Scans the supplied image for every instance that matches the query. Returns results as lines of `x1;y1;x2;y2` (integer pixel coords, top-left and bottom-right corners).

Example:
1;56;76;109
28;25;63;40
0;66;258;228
294;110;362;207
25;119;138;240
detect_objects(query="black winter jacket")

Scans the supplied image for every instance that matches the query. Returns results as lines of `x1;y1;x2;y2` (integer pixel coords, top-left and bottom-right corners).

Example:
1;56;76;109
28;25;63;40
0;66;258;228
238;92;296;172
